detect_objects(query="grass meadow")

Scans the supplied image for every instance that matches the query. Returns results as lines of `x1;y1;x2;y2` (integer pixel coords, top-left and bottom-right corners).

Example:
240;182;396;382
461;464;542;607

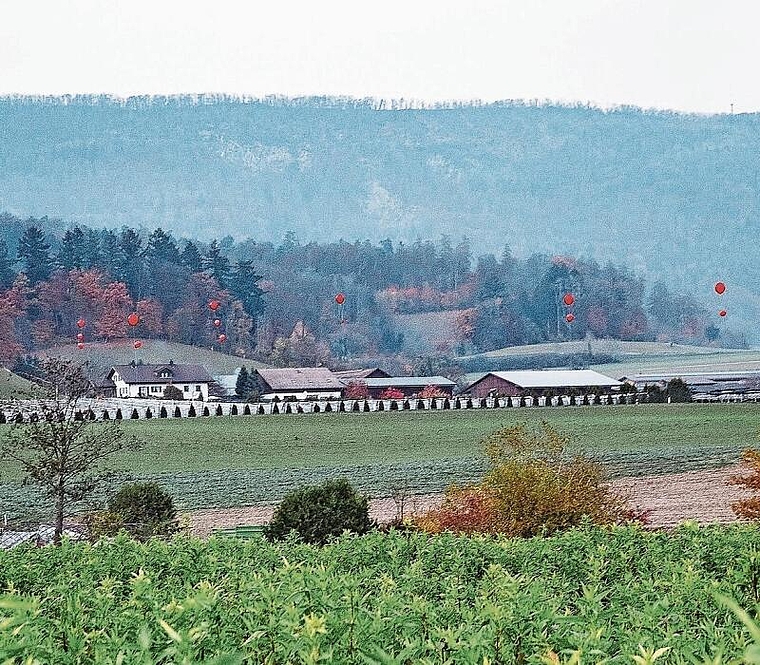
2;403;759;519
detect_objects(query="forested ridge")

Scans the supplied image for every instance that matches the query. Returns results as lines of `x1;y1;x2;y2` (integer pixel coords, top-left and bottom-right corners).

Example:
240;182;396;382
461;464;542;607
0;217;735;373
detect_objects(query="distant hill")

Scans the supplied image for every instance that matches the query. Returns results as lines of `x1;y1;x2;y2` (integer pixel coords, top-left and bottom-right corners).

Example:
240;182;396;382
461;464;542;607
0;367;40;400
1;96;758;331
36;340;269;378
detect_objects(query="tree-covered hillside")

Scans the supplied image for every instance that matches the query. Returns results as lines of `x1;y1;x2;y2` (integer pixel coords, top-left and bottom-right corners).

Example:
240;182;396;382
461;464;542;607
0;95;756;331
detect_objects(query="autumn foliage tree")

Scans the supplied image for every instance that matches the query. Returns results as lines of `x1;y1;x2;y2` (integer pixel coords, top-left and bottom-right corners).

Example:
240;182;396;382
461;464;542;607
417;422;632;537
343;380;370;400
730;448;760;519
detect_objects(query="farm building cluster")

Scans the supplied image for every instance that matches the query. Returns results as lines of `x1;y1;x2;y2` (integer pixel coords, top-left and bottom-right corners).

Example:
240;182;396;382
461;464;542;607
95;362;633;402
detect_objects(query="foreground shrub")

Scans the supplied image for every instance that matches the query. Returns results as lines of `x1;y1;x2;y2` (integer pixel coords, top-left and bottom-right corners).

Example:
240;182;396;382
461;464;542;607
731;448;760;519
417;422;632;537
102;481;178;540
265;478;373;544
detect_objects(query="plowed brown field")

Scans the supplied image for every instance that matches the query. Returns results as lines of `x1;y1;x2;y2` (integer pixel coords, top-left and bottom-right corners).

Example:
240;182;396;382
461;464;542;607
188;464;754;536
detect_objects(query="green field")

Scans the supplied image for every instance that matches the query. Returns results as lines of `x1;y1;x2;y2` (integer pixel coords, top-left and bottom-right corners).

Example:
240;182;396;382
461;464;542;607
37;339;269;376
2;525;760;661
2;404;759;519
0;368;40;399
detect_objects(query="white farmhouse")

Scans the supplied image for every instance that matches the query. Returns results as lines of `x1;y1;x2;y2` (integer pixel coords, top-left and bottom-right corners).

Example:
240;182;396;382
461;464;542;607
102;361;214;400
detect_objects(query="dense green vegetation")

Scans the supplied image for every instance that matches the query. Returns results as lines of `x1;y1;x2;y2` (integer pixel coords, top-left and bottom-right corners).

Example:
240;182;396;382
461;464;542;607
3;525;760;662
2;404;757;519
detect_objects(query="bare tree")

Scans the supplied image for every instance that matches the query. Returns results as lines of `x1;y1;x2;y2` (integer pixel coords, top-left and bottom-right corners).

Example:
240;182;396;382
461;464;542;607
1;359;138;544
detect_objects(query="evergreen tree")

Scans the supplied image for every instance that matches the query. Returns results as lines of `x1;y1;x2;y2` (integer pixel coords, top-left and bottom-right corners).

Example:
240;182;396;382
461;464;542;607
180;241;203;273
230;259;265;321
114;229;143;295
0;239;15;288
235;366;251;399
57;226;87;270
98;229;120;277
145;228;181;264
203;239;230;287
82;228;103;268
17;225;53;284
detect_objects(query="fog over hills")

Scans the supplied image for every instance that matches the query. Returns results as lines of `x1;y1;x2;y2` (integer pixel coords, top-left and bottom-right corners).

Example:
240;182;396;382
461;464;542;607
0;95;757;329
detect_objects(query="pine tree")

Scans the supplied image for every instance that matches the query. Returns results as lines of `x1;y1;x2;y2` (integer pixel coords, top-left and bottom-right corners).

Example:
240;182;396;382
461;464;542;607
180;241;203;273
145;228;181;264
0;239;16;288
203;239;230;287
230;259;266;329
114;229;143;295
235;366;250;399
17;225;53;284
57;226;87;270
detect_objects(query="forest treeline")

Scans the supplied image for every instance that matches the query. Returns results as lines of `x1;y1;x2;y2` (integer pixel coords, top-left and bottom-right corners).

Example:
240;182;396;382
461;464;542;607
0;214;735;370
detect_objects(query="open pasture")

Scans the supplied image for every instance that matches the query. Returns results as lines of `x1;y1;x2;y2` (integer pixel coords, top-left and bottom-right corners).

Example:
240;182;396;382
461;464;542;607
2;404;759;519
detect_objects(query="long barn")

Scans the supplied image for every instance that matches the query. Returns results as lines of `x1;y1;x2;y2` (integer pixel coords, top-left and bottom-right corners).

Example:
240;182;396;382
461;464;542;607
465;369;621;398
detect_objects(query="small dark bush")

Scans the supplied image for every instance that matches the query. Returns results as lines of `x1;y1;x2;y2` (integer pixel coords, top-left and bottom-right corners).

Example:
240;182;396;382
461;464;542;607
130;409;139;420
188;404;196;417
265;478;373;545
159;406;168;418
163;385;184;401
174;406;182;418
106;481;178;541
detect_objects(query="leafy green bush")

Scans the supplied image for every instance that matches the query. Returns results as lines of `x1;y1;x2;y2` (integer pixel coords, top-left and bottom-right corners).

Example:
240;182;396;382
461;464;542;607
265;478;373;544
106;481;178;540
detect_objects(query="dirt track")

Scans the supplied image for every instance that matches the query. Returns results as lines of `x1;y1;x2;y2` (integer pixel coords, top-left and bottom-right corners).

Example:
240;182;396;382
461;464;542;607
187;464;754;537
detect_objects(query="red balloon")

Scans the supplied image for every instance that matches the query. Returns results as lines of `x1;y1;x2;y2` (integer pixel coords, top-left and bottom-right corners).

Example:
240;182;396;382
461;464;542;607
209;300;220;311
562;293;575;306
127;312;139;327
213;318;221;328
76;332;84;341
565;313;575;323
715;282;726;295
134;340;143;349
335;293;346;305
76;318;86;329
77;342;84;350
218;334;227;343
719;309;727;317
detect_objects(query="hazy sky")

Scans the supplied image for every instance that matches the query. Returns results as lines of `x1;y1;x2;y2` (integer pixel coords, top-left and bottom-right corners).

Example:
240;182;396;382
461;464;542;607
1;0;758;113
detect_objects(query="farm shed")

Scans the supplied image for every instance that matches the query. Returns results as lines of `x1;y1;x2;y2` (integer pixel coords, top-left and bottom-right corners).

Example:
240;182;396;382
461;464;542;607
256;368;344;401
103;361;214;400
362;376;456;398
465;369;621;398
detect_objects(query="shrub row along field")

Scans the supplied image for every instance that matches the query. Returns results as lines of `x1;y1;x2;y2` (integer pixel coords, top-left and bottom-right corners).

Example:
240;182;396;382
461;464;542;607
2;525;760;662
1;404;758;519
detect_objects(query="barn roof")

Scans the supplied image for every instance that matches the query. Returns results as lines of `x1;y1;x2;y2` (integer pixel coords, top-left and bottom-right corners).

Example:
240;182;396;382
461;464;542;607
257;368;344;391
467;369;621;391
334;368;391;380
109;363;214;385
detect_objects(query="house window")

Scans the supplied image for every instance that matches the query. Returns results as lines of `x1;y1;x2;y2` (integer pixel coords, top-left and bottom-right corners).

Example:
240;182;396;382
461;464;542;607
151;386;161;393
195;385;201;392
183;386;189;392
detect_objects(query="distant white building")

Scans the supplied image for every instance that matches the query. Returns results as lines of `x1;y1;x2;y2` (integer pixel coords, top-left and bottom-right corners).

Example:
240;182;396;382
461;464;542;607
101;362;214;400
